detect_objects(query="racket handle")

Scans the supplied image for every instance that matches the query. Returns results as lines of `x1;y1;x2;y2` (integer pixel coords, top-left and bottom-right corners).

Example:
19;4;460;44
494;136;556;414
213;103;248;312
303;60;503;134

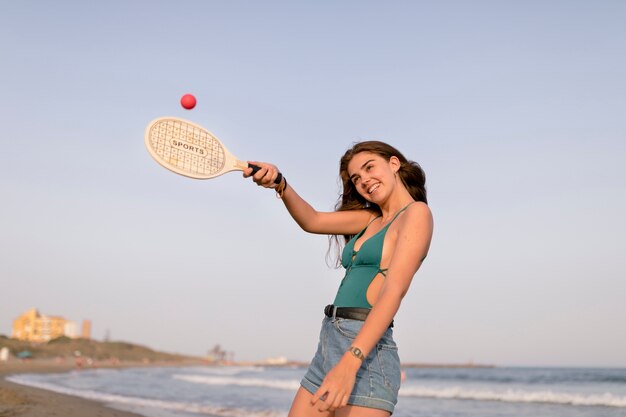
248;163;283;185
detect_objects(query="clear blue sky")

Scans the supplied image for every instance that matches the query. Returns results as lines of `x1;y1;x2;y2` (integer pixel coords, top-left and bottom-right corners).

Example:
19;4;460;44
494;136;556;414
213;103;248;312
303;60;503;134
1;1;625;367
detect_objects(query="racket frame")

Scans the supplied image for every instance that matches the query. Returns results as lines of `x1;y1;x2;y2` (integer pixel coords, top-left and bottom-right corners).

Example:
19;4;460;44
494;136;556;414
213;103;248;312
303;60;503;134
144;116;248;180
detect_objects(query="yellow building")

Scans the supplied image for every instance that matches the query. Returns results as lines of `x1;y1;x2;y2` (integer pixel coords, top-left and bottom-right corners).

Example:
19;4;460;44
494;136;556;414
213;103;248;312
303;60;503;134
12;309;75;343
81;319;92;339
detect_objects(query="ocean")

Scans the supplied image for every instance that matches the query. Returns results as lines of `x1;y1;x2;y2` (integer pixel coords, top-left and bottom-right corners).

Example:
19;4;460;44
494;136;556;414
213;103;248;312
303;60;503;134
6;365;626;417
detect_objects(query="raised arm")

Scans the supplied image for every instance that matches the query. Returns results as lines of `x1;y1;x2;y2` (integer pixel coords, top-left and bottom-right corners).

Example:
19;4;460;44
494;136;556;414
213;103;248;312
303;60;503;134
244;161;374;236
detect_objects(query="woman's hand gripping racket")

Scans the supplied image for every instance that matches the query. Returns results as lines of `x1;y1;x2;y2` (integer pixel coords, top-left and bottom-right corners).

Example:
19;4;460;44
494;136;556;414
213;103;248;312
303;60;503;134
144;117;282;184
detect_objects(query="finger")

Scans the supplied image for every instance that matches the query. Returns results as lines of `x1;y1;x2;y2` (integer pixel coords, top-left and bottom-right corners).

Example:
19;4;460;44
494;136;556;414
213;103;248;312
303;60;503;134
330;392;345;411
259;168;275;185
310;387;324;405
252;166;269;183
244;161;263;178
267;169;280;187
318;401;331;412
242;166;255;178
317;393;335;412
247;161;269;178
312;388;332;409
261;169;280;188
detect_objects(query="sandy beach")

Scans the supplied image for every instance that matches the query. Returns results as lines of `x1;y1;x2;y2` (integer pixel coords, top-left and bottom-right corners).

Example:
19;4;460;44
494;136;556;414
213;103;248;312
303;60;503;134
0;359;179;417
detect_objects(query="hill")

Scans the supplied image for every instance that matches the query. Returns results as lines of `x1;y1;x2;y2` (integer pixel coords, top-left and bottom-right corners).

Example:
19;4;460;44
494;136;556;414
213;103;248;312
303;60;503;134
0;335;197;362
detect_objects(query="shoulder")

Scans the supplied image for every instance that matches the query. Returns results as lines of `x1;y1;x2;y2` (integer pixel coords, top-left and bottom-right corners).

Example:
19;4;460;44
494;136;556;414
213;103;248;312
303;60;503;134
397;202;433;233
405;201;432;222
394;202;433;260
407;201;431;216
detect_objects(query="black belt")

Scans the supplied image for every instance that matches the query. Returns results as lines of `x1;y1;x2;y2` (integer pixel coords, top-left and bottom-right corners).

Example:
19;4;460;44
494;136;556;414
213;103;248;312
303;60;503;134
324;304;393;328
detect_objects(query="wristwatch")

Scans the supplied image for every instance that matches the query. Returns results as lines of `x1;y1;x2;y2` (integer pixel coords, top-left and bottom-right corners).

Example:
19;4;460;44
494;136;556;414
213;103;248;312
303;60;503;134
348;346;365;361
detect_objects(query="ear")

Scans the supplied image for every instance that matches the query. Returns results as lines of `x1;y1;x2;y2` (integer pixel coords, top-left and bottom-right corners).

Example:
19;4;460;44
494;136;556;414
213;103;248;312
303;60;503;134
389;156;401;173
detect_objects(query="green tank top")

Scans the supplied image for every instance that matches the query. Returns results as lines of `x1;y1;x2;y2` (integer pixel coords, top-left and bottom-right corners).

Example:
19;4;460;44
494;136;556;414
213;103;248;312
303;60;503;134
333;203;414;308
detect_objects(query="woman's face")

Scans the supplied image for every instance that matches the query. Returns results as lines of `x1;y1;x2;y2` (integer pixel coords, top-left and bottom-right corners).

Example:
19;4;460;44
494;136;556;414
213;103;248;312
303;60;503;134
347;152;398;203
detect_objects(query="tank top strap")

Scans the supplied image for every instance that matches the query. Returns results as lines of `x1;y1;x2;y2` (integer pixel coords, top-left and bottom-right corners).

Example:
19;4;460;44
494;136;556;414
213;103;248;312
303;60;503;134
367;214;382;226
350;213;382;245
385;201;415;228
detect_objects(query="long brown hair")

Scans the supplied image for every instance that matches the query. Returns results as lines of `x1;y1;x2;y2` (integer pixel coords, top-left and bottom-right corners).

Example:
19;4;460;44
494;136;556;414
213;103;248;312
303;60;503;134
327;141;428;265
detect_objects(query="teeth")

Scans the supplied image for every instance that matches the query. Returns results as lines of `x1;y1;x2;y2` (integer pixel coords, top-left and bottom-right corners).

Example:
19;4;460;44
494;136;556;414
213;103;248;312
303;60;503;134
368;184;380;194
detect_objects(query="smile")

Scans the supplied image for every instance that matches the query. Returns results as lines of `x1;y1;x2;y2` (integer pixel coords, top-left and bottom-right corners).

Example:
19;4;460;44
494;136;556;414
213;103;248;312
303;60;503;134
367;183;380;194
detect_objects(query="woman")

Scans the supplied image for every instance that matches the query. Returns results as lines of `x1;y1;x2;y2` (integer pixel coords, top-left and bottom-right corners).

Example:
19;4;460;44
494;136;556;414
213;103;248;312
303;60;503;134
244;141;433;416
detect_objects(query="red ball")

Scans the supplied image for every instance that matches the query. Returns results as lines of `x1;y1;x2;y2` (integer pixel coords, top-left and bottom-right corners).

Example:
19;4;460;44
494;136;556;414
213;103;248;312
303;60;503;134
180;94;196;110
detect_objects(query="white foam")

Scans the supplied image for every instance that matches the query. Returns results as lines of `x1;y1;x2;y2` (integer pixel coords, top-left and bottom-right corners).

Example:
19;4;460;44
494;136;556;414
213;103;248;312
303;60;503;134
6;375;287;417
188;366;265;376
173;374;300;391
399;385;626;408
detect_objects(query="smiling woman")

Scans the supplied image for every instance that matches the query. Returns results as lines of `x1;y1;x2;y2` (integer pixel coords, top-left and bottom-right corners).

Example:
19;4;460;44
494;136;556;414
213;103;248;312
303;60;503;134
244;141;433;416
336;141;428;243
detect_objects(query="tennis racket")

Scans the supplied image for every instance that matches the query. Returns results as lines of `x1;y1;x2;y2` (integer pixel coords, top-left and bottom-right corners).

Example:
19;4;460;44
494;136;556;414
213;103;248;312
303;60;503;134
144;116;282;183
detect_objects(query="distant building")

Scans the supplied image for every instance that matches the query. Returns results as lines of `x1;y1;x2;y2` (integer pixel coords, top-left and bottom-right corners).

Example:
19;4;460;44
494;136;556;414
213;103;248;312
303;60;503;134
81;320;91;339
64;321;78;338
264;356;289;365
0;347;9;362
12;309;90;343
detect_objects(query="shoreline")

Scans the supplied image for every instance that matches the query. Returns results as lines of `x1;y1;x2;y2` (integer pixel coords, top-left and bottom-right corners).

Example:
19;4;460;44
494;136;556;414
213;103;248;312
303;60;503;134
0;359;203;417
0;358;498;417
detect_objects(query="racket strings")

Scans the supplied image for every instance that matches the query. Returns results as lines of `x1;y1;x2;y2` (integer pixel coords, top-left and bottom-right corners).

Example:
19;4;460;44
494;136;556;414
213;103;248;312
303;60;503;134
148;119;226;176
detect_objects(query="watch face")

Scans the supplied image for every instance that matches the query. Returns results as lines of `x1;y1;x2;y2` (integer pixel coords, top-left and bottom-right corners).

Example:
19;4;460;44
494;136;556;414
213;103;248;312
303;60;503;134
350;347;364;359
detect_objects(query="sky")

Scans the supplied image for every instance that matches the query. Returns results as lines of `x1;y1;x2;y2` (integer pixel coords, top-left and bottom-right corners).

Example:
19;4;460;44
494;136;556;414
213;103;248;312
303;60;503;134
1;1;625;367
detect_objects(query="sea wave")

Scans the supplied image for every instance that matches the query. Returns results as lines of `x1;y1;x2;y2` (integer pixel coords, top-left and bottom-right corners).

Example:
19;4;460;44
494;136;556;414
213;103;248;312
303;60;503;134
6;375;286;417
173;374;300;391
409;368;626;385
399;386;626;408
187;366;265;376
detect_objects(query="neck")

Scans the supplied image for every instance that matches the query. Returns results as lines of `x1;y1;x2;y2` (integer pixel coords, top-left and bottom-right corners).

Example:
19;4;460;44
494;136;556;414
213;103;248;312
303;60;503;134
378;188;415;223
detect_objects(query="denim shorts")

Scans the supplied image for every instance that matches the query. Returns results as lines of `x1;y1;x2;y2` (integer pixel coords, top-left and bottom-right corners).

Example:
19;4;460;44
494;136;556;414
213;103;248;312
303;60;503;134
301;316;401;414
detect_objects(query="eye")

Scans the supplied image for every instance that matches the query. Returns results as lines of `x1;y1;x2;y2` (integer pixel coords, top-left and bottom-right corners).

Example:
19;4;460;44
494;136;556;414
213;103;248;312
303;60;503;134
352;176;360;185
366;164;373;171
